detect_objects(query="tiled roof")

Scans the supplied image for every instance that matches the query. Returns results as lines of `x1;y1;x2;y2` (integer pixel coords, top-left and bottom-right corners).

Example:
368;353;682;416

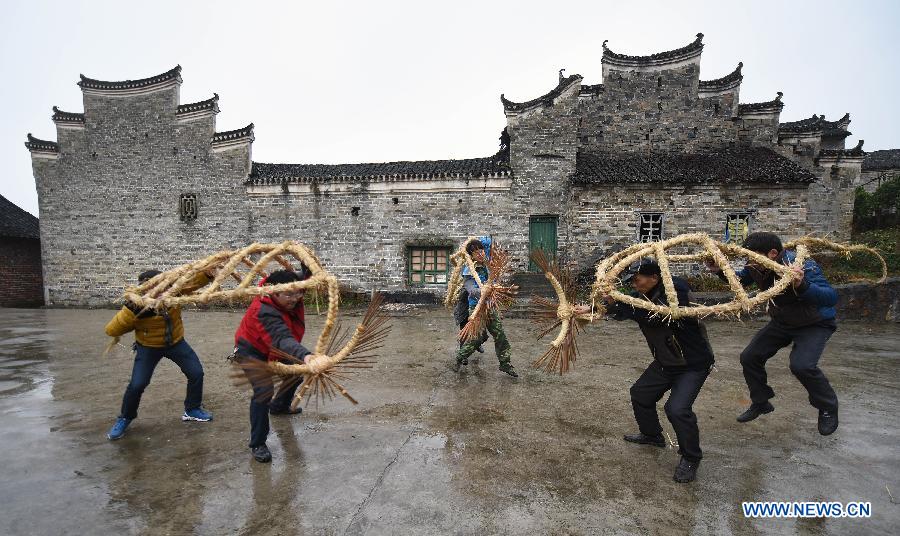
177;94;219;116
823;129;852;139
51;106;84;123
78;65;182;91
0;194;40;240
602;33;704;66
212;123;254;143
501;74;583;112
699;62;743;91
862;149;900;171
779;113;850;134
819;140;865;159
738;93;784;115
573;146;817;185
248;155;510;185
24;133;59;153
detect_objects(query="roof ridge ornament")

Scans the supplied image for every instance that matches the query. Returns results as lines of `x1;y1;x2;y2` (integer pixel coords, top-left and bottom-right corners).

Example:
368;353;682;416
25;132;60;154
818;139;865;160
177;93;221;118
602;33;705;71
698;62;744;94
779;110;852;135
78;65;183;96
738;92;786;116
212;123;255;151
501;73;584;114
51;106;85;124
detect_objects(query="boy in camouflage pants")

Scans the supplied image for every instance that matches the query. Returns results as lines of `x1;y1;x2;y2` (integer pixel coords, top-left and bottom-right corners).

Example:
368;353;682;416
454;237;517;377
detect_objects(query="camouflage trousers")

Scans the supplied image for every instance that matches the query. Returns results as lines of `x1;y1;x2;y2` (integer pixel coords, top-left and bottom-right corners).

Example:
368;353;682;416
456;308;511;365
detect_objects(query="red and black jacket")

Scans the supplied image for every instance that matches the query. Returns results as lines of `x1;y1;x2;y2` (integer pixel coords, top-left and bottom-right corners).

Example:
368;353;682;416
234;293;309;362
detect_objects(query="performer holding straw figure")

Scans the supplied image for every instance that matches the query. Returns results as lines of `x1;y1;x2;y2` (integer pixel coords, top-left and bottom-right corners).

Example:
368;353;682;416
233;268;313;464
706;231;840;436
453;236;518;377
582;260;715;483
104;269;215;441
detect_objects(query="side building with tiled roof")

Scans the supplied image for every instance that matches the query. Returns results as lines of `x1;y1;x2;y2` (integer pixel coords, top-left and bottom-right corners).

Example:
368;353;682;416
0;195;44;307
25;37;878;305
861;149;900;193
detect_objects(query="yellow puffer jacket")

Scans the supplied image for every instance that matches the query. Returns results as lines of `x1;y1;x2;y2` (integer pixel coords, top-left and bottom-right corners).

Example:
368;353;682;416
105;273;210;348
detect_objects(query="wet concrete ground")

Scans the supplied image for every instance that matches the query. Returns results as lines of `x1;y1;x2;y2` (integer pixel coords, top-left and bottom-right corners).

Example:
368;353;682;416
0;307;897;535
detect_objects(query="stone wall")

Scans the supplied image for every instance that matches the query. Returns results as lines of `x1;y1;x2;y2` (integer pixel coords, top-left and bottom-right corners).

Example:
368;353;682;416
31;84;252;306
805;160;862;240
246;188;515;294
565;183;810;273
0;237;44;307
504;81;580;270
578;64;748;152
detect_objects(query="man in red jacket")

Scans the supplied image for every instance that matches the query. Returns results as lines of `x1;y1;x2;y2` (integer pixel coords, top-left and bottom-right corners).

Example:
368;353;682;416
234;268;312;463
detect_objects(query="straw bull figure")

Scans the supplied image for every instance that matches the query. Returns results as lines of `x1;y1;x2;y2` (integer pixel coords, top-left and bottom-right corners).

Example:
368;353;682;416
529;233;887;375
118;241;391;409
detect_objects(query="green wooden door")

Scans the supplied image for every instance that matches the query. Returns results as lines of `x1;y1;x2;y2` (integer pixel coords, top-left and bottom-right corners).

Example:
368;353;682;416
528;216;558;271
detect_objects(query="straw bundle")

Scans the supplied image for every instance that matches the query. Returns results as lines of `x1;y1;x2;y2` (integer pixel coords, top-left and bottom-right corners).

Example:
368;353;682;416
444;237;519;342
528;249;598;375
116;241;391;408
531;233;889;374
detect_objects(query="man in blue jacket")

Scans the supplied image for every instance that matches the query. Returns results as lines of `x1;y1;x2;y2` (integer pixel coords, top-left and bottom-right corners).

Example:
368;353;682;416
707;232;839;436
454;237;516;377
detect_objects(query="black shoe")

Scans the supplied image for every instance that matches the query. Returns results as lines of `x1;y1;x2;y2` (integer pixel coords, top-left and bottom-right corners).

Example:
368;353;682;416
736;402;775;423
270;406;302;416
818;409;838;436
623;433;666;448
475;345;485;354
251;444;272;463
673;457;700;483
499;363;518;377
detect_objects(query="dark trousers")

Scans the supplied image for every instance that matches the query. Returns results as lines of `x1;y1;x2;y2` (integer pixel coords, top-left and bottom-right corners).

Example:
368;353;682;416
243;355;301;448
119;339;204;420
739;320;838;412
630;362;710;462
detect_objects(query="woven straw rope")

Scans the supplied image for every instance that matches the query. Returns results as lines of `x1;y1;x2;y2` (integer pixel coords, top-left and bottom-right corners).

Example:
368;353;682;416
590;233;809;319
121;241;350;374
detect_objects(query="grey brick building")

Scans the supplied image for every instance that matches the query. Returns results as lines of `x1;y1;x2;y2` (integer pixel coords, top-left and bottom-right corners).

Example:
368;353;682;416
860;149;900;193
25;35;880;306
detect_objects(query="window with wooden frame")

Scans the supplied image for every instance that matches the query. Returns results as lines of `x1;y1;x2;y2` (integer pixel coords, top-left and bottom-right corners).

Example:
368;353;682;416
638;212;664;242
725;213;751;245
408;247;450;286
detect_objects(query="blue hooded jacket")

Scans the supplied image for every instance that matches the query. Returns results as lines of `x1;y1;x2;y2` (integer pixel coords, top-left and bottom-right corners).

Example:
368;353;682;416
734;249;837;325
462;236;491;308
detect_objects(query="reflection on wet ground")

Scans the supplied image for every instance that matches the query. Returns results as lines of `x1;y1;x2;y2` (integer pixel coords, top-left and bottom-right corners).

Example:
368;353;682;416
0;307;898;535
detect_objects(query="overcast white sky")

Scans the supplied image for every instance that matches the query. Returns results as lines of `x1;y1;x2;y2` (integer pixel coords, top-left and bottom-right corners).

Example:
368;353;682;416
2;0;898;216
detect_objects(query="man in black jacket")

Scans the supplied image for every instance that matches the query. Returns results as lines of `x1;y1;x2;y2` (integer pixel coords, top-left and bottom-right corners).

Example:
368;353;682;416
592;260;715;483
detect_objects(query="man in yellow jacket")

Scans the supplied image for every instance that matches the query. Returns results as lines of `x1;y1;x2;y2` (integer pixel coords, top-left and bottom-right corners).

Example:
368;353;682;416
105;269;213;440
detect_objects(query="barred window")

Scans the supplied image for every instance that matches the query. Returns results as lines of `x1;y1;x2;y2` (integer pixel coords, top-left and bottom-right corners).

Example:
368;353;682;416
179;194;198;221
725;213;751;245
638;213;663;242
408;247;450;285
